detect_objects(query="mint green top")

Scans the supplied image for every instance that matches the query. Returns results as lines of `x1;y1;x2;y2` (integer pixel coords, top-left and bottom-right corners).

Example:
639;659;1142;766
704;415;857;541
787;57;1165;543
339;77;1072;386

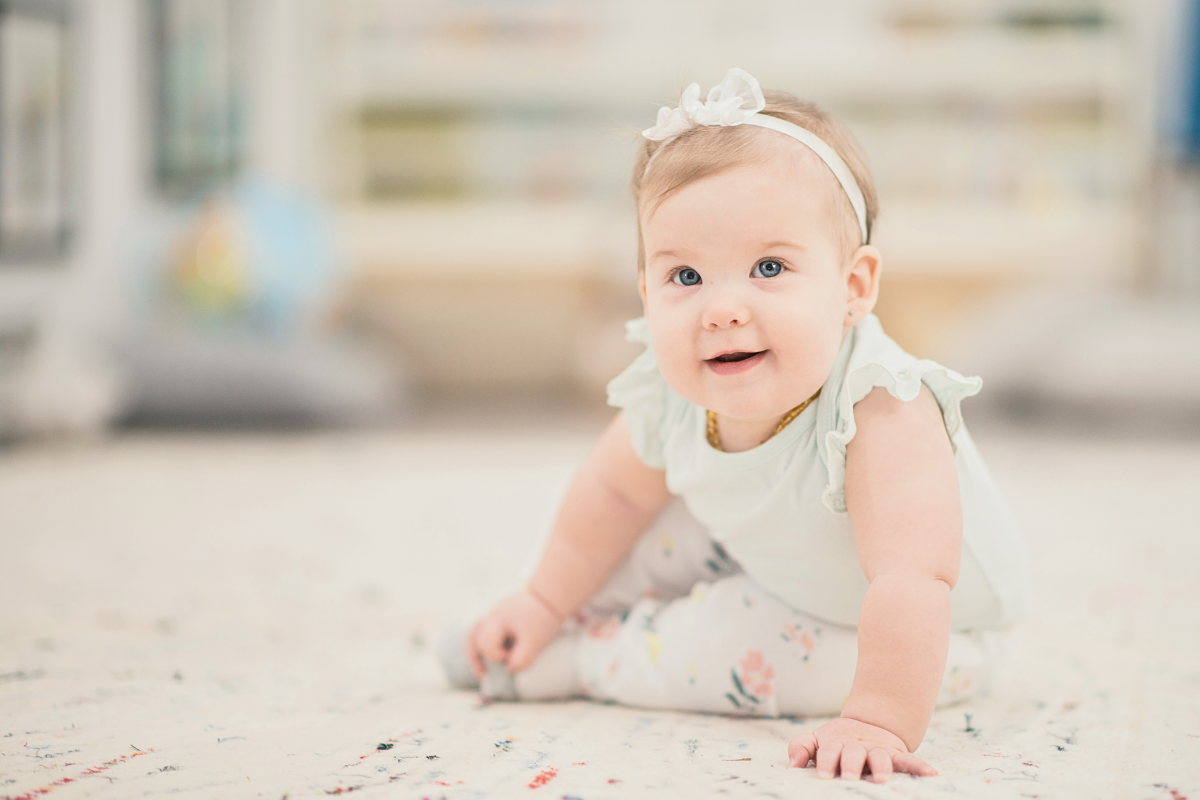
607;314;1032;630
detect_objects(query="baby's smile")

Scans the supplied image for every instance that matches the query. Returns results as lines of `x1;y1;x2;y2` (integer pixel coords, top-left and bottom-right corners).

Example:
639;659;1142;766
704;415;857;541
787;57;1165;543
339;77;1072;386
705;349;768;376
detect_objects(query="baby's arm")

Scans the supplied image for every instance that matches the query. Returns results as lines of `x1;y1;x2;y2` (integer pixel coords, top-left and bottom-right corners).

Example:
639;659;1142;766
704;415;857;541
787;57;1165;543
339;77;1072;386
789;384;961;782
469;412;671;675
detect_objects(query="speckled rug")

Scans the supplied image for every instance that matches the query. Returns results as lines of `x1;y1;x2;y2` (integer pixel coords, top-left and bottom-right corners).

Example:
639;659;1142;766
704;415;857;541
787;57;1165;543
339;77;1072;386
1;428;1197;798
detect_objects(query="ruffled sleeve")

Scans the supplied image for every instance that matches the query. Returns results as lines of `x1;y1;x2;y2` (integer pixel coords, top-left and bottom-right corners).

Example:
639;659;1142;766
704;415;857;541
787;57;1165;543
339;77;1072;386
606;317;671;470
820;316;983;514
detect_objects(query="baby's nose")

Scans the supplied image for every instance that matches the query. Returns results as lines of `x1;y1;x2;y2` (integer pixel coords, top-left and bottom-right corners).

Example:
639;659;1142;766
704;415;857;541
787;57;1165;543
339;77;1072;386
701;290;752;330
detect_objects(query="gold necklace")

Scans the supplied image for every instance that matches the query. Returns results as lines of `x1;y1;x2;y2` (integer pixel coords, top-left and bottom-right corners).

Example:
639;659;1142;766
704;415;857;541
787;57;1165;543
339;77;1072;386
706;388;821;452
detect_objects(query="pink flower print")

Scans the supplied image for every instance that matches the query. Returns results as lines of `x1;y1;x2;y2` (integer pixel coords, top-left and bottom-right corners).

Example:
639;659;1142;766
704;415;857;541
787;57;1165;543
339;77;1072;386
781;623;819;662
736;650;775;698
726;650;776;712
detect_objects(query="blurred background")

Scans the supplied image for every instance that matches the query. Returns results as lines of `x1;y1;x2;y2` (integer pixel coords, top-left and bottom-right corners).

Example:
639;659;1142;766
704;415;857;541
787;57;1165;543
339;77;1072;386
1;0;1199;436
3;8;1200;793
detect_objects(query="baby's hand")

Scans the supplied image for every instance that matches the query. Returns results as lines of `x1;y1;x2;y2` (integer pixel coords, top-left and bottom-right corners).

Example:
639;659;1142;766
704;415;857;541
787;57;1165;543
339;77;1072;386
788;717;937;782
467;589;563;678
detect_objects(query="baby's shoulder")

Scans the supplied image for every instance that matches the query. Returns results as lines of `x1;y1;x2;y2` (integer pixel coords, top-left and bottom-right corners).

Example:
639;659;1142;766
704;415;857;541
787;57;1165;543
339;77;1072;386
820;316;984;512
836;316;981;424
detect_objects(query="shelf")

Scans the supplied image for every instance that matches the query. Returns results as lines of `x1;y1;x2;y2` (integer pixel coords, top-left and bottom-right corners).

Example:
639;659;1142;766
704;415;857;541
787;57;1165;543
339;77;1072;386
327;1;1146;290
335;197;1138;284
330;29;1128;112
876;199;1138;281
321;0;1151;387
335;201;636;281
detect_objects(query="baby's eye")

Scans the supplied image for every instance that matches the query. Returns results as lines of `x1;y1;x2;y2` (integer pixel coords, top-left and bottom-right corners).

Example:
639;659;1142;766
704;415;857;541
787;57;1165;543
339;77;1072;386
672;268;702;286
752;259;784;278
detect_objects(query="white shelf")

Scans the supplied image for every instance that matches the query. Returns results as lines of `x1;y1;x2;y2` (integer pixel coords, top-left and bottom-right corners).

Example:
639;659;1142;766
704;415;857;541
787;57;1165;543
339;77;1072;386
330;30;1127;111
326;1;1147;291
335;201;635;281
335;198;1137;283
875;199;1139;281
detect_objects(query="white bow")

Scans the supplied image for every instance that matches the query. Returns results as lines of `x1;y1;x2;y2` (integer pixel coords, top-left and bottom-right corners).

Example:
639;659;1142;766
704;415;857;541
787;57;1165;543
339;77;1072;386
642;68;766;141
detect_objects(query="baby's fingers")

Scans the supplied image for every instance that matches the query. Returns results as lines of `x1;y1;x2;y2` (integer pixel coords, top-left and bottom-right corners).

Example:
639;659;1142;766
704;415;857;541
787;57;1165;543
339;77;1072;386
892;751;937;777
839;744;868;781
815;742;843;779
474;618;513;665
866;749;893;783
788;733;817;768
505;629;545;672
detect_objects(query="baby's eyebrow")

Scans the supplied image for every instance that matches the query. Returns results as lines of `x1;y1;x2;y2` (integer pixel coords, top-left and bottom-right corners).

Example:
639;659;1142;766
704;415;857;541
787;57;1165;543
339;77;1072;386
760;239;806;252
648;248;683;262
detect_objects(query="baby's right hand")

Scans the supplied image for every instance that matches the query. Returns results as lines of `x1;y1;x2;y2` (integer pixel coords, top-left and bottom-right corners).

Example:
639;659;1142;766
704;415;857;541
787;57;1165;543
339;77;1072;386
467;589;564;677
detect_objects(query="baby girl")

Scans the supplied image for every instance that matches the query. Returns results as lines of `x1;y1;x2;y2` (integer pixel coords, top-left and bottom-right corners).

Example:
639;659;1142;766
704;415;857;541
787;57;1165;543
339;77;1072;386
437;68;1032;783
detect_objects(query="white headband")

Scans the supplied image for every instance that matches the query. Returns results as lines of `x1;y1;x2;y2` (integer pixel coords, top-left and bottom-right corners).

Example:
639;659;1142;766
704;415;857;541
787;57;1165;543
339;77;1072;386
642;68;869;244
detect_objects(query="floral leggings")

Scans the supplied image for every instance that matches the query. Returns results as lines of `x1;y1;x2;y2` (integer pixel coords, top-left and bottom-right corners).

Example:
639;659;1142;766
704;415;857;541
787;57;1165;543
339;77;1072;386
506;499;996;718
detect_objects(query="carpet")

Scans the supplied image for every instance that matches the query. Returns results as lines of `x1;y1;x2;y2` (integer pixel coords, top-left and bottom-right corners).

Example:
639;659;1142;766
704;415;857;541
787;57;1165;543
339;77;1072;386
1;428;1197;798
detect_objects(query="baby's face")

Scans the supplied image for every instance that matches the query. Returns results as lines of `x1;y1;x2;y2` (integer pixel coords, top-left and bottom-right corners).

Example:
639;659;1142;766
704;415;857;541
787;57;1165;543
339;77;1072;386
639;155;867;424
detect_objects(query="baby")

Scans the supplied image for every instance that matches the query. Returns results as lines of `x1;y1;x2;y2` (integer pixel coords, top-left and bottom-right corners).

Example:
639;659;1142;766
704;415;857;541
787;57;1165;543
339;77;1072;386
437;68;1032;783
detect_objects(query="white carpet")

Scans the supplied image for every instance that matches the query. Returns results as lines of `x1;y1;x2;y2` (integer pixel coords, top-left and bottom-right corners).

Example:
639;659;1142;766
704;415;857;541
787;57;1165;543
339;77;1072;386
1;426;1198;799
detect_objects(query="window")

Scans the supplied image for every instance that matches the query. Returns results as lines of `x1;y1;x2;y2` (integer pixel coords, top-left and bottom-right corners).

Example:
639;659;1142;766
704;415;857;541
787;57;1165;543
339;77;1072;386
0;0;71;263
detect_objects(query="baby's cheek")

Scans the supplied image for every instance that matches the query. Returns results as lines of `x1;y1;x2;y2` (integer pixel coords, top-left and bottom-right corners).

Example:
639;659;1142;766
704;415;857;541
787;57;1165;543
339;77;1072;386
779;331;841;390
644;329;704;403
654;346;705;405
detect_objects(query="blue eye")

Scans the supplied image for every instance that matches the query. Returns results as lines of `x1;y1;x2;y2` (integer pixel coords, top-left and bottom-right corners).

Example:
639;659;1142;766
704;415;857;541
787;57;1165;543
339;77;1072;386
673;268;701;286
753;259;784;278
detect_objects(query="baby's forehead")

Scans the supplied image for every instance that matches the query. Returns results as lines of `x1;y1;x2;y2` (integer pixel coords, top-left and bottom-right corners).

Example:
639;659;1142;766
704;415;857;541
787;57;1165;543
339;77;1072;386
722;131;858;241
648;137;845;221
752;132;844;194
640;140;860;261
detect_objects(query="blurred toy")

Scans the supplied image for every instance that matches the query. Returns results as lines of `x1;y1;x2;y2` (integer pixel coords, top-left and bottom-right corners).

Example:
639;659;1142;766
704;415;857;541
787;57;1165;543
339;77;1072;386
156;178;335;337
170;198;250;324
120;177;403;426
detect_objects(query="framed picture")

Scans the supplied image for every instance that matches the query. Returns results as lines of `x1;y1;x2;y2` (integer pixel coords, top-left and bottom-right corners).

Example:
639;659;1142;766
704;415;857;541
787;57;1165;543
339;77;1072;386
0;0;71;263
148;0;246;197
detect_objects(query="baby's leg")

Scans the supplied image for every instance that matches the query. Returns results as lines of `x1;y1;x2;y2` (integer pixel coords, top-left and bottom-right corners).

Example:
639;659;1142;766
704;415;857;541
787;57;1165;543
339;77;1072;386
576;574;853;716
571;575;994;717
486;500;994;711
496;499;738;699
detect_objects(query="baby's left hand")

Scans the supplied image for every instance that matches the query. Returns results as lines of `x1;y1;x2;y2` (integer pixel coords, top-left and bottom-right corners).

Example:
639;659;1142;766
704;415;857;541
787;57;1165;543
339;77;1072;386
788;717;937;782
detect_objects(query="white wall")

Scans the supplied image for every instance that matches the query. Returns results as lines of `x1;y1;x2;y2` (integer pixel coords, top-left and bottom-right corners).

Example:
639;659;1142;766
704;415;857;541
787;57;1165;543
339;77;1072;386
0;0;144;436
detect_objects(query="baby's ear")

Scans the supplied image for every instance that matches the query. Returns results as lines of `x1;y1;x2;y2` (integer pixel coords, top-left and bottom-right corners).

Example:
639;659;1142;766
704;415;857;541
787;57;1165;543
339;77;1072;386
638;272;648;308
845;245;882;319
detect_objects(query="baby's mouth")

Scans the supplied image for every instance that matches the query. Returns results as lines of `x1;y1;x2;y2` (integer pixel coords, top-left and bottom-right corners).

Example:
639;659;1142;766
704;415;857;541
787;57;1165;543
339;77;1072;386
707;350;764;363
705;349;768;375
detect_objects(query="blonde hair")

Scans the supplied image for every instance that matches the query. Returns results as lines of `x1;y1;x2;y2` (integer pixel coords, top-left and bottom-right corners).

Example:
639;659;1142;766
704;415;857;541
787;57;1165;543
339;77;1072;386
633;90;878;271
